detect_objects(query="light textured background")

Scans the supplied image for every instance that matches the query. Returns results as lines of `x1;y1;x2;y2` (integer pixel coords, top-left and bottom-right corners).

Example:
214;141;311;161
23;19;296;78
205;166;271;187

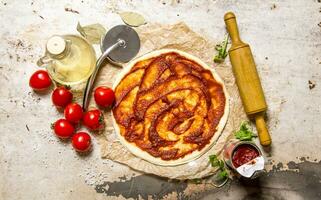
1;0;320;199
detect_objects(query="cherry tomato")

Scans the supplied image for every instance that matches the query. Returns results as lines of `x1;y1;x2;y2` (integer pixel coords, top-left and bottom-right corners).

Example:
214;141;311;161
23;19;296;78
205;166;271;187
64;103;83;124
52;86;73;108
83;109;105;131
72;132;91;152
52;119;75;139
29;70;52;90
94;86;115;108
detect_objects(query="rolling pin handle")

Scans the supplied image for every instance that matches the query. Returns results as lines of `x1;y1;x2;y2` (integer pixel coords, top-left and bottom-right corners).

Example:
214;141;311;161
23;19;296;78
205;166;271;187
224;12;242;45
255;114;272;146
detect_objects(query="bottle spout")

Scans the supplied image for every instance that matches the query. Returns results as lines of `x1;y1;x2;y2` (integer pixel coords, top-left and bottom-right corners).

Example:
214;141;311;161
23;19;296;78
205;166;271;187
37;35;68;67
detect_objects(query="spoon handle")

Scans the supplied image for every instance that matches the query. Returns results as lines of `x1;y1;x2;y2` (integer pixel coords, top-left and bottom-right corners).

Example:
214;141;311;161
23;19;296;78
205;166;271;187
82;41;122;110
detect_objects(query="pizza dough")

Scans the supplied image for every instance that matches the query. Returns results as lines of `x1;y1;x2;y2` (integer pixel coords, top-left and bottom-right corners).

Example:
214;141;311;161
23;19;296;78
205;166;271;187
112;49;229;166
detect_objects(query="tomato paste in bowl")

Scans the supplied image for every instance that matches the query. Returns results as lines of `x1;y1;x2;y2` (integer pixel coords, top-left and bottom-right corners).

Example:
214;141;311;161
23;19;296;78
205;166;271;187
223;140;264;178
232;144;260;168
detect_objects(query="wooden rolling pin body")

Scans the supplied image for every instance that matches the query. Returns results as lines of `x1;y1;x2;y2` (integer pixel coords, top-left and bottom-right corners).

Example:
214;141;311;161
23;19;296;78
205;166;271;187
224;12;272;146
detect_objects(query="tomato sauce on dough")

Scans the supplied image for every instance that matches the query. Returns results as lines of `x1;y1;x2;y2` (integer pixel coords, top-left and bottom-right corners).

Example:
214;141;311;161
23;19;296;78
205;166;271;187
113;52;227;160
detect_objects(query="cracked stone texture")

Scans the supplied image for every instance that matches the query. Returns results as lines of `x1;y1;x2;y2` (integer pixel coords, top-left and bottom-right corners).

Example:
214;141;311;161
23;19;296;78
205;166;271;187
0;0;321;200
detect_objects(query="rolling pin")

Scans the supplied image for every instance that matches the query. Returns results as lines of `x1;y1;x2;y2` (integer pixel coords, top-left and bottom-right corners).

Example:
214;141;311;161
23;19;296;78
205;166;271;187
224;12;272;146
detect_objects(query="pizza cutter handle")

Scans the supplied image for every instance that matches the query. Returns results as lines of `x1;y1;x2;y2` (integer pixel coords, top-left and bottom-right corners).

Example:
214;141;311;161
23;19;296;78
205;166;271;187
255;114;271;146
82;40;124;110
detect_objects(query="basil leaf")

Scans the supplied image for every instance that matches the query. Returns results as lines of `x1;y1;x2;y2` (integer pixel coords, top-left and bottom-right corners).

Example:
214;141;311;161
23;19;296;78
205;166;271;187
219;170;228;179
235;122;257;141
209;155;220;167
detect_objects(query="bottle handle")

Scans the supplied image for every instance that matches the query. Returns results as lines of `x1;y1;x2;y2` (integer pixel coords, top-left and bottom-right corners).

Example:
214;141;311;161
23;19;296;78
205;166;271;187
65;39;72;45
65;39;72;50
37;55;53;67
37;36;71;69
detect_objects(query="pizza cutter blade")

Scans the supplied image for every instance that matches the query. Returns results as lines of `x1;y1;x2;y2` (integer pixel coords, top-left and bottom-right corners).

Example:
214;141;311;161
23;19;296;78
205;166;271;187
82;25;140;110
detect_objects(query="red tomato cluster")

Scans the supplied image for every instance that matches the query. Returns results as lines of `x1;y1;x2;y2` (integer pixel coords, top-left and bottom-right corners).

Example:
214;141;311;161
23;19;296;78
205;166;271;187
29;70;115;154
64;103;83;124
83;109;105;130
52;86;73;108
29;70;52;90
94;86;115;108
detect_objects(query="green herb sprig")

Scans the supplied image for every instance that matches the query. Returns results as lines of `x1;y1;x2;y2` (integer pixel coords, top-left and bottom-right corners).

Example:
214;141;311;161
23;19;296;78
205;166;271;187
209;155;228;179
213;35;229;63
234;122;257;141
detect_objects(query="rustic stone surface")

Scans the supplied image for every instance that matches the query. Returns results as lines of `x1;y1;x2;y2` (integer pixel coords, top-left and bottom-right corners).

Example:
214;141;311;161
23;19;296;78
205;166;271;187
0;0;320;199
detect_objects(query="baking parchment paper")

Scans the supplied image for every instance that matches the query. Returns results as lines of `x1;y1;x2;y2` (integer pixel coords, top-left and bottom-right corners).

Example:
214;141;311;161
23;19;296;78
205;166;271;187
89;22;247;180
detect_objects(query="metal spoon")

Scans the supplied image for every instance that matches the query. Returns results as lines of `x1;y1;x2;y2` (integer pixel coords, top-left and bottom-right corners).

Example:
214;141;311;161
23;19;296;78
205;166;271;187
82;25;140;110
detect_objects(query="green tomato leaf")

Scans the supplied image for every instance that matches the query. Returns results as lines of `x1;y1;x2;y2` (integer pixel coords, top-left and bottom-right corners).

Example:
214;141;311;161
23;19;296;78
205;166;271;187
214;55;224;63
213;35;229;63
215;44;223;51
99;113;104;124
50;123;55;129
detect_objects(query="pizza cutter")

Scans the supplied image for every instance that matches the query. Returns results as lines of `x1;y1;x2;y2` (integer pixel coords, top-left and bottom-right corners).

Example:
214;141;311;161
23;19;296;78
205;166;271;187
82;25;140;110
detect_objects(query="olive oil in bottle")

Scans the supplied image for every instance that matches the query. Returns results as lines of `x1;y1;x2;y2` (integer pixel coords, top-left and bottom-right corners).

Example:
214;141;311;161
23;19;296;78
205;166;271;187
38;35;96;86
